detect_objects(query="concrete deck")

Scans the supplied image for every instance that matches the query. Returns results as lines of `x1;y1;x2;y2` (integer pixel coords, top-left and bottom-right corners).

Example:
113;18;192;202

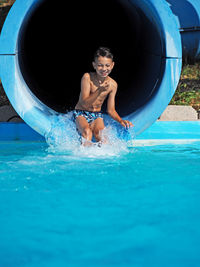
159;105;198;121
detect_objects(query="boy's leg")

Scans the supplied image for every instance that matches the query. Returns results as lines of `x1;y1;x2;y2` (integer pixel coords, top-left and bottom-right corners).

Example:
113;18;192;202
91;118;106;143
75;116;93;145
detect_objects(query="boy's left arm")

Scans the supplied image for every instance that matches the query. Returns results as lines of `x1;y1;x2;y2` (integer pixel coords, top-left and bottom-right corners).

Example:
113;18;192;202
107;84;133;129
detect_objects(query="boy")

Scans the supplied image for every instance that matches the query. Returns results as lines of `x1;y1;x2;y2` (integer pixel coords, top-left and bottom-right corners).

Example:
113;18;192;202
73;47;133;145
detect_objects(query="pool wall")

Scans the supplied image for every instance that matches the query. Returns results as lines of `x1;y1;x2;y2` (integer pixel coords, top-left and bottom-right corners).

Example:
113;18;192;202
0;122;44;141
0;121;200;142
0;0;200;138
137;121;200;140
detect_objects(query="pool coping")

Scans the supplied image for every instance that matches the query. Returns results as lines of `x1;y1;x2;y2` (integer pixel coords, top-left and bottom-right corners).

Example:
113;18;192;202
0;121;200;141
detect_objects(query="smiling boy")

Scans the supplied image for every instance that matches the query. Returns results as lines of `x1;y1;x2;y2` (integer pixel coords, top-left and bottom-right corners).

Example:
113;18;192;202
73;47;133;145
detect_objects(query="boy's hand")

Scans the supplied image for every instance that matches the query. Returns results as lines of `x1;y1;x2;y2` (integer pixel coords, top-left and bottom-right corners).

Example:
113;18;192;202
120;120;134;129
99;81;110;93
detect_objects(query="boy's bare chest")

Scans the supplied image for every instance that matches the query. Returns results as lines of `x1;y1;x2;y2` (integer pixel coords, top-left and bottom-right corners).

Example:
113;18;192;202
90;84;108;100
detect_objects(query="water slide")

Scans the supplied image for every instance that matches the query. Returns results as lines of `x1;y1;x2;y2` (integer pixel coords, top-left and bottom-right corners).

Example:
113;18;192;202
0;0;199;137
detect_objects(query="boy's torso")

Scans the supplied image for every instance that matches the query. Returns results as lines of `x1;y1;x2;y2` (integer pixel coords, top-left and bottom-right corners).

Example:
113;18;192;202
75;72;114;112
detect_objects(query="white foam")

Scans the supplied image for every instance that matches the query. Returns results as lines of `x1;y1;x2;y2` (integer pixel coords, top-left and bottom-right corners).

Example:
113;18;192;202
45;114;130;158
45;114;200;156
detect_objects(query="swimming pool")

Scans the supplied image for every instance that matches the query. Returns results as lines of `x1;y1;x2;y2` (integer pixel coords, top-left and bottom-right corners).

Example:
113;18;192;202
0;139;200;266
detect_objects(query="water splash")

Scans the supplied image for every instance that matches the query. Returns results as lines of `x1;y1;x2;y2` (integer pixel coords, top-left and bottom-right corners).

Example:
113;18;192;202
45;112;80;151
45;113;135;158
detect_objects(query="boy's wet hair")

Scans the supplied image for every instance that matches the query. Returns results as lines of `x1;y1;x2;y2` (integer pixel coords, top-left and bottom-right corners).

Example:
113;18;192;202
94;47;114;61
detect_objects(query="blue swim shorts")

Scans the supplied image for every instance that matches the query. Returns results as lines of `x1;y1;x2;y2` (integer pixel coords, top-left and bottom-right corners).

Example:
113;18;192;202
73;109;103;124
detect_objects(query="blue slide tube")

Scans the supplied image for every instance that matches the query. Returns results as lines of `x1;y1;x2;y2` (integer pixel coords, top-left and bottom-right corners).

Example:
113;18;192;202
0;0;199;137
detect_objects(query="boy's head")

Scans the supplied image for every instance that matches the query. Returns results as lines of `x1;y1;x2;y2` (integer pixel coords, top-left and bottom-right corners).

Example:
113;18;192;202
93;47;115;78
93;47;114;61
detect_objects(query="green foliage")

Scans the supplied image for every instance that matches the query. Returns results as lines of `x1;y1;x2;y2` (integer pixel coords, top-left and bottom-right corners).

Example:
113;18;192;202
0;0;14;7
181;63;200;80
170;63;200;111
170;90;200;104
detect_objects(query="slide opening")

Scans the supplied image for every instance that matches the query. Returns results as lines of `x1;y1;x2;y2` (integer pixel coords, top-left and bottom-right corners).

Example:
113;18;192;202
18;0;164;116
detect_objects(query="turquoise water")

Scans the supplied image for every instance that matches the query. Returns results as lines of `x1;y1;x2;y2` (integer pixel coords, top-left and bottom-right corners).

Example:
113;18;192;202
0;140;200;266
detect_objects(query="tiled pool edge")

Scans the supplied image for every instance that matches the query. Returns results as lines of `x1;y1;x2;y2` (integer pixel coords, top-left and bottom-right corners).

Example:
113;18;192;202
0;121;200;141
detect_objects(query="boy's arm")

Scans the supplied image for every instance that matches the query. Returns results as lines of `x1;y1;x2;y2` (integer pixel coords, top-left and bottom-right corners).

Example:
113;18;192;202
107;83;133;128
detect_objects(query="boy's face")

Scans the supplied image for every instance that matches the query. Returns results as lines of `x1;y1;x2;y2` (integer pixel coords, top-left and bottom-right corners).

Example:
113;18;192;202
92;56;114;78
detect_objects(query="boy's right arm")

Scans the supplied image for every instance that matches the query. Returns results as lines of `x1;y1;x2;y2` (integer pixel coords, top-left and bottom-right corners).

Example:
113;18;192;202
79;73;91;104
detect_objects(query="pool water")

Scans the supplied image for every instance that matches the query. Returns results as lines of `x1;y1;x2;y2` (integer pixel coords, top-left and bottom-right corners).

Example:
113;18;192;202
0;140;200;266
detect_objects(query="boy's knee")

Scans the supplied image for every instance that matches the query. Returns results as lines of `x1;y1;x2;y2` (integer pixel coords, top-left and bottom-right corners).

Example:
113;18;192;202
82;127;92;138
93;128;103;138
